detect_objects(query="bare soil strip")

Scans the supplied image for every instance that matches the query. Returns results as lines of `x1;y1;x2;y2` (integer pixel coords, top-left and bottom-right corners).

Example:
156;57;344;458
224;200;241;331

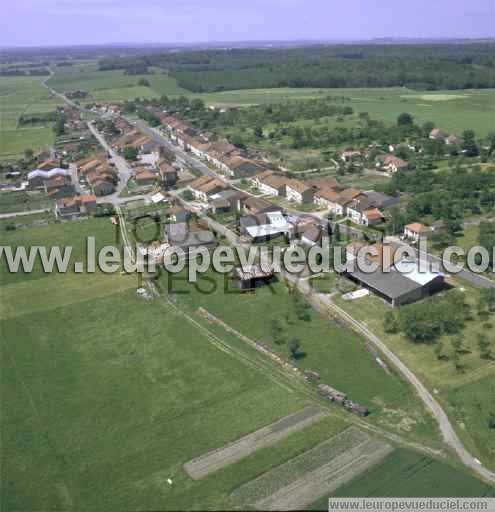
255;438;393;511
183;405;327;480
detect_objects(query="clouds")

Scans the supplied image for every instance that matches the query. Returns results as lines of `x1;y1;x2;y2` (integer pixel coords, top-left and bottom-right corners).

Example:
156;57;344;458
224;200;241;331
1;0;493;46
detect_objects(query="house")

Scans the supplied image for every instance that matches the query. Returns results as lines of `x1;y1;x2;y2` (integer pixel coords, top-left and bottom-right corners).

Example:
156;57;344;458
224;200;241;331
189;175;227;202
429;128;449;140
167;205;190;223
300;225;324;247
404;222;430;241
28;167;70;188
78;157;104;177
134;168;157;187
54;194;97;218
362;208;385;226
234;264;275;290
251;172;289;197
86;164;118;196
306;177;340;192
285;179;314;204
445;134;464;146
314;188;342;211
375;154;409;174
45;175;75;198
243;196;280;215
239;210;290;241
37;159;60;171
55;196;81;218
205;139;239;170
79;194;97;214
210;198;232;214
158;160;178;187
341;150;361;162
222;156;268;179
344;241;445;307
164;222;216;252
210;188;248;212
363;191;400;210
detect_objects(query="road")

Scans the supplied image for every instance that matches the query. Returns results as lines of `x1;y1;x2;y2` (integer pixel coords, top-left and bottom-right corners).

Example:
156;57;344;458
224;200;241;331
131;119;222;179
86;121;134;203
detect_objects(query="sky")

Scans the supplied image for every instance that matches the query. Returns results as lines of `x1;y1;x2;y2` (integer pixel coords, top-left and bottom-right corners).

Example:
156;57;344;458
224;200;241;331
1;0;494;47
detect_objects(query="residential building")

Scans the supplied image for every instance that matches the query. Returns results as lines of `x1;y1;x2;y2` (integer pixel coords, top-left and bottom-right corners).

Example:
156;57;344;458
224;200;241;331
375;154;409;174
239;210;290;241
134;168;157;187
243;196;280;215
189;175;227;202
404;223;430;241
285;179;314;204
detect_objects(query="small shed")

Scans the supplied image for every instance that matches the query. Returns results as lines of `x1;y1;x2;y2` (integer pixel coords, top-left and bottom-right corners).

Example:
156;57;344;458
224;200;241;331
233;264;275;290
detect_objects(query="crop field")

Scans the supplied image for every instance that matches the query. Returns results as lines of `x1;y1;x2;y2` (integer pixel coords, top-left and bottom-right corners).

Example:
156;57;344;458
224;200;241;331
47;64;186;102
330;448;495;499
231;427;393;510
333;283;495;470
184;405;327;480
0;75;62;159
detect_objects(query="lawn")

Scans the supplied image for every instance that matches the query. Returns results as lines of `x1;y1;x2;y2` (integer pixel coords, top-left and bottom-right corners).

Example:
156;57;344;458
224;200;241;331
0;75;62;159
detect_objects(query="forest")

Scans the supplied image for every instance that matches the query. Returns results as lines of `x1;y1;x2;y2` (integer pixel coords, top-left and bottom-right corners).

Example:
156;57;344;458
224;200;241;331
99;43;495;92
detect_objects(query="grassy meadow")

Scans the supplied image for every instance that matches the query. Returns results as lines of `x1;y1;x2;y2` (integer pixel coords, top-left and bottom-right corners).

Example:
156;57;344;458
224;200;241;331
334;281;495;470
156;268;439;443
0;75;63;159
47;64;186;102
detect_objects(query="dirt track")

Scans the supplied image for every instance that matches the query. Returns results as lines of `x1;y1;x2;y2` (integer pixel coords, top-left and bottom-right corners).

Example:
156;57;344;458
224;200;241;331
183;405;327;480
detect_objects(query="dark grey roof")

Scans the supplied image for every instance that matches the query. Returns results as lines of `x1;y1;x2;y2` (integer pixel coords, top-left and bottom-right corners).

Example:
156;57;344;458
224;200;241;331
364;191;400;209
347;266;421;299
165;222;216;248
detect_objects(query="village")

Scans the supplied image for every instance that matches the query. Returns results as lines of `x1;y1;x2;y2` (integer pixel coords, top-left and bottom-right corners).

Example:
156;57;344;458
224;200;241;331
1;97;480;316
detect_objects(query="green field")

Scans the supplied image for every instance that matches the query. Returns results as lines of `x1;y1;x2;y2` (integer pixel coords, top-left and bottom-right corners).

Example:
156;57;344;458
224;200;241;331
0;75;62;159
156;268;438;442
199;87;495;136
47;64;186;102
2;217;494;509
332;448;494;498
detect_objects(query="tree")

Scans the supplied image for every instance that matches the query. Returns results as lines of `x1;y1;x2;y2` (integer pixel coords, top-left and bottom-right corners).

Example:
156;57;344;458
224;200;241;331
383;311;399;333
137;78;150;87
488;413;495;430
478;333;494;360
434;341;448;361
122;146;139;161
397;112;414;127
253;125;264;139
180;189;194;201
271;318;286;345
421;121;435;137
462;130;479;157
289;338;302;359
24;148;34;160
